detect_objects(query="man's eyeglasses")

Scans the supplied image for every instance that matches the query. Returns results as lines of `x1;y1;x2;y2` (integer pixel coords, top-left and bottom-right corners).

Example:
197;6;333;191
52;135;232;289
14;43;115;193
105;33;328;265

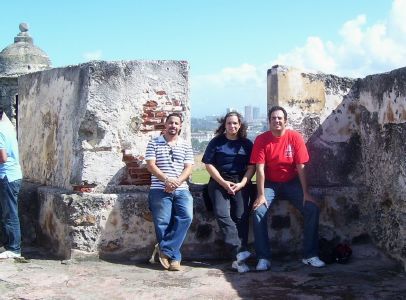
169;149;174;162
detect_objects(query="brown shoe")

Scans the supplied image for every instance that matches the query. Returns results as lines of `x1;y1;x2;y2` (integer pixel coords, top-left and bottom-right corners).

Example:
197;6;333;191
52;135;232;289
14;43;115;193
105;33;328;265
157;247;170;269
168;260;182;271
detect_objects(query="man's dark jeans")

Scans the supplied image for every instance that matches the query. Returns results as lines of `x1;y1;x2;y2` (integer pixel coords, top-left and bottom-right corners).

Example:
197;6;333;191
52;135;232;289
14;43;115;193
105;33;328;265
0;176;21;254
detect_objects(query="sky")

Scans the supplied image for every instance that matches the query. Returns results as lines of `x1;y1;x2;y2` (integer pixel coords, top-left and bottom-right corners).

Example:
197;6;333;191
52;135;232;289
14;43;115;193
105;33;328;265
1;0;405;117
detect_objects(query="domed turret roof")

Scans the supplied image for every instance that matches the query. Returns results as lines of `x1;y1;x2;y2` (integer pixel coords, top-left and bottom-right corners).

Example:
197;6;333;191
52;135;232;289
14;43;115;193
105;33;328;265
0;23;51;77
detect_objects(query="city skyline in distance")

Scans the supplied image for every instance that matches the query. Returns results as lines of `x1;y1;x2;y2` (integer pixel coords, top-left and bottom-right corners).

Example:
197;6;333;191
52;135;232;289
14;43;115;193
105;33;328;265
192;102;267;119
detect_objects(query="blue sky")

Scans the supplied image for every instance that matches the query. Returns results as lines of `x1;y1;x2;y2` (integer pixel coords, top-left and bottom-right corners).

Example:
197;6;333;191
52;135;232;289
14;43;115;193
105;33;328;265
1;0;405;117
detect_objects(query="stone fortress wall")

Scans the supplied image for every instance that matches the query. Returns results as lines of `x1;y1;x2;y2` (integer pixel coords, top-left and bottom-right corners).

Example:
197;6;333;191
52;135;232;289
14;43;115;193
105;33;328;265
1;24;404;269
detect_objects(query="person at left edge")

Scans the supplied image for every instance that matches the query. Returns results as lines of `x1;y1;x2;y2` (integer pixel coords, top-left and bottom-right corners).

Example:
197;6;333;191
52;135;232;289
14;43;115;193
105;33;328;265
202;111;255;273
145;113;194;271
0;107;23;259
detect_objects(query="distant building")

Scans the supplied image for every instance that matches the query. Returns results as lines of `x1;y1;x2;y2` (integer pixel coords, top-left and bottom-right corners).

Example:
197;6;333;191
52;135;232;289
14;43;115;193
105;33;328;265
191;131;215;143
226;107;237;114
253;106;260;120
244;105;253;123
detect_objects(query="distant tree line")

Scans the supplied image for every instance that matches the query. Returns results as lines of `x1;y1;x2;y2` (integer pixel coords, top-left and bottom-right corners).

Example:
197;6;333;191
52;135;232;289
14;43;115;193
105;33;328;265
191;117;218;132
191;138;209;153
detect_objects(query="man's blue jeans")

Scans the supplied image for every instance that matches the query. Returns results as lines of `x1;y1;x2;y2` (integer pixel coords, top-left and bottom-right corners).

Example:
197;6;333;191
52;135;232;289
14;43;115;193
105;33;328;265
0;176;21;254
253;177;320;260
148;189;193;261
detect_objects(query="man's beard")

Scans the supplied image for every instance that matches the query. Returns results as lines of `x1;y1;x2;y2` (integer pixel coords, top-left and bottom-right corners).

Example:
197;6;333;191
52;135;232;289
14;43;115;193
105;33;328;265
167;128;178;136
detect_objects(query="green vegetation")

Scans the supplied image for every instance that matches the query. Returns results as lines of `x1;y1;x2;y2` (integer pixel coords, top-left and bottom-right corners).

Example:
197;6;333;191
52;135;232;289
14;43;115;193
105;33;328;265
191;168;256;184
191;168;210;184
191;138;209;154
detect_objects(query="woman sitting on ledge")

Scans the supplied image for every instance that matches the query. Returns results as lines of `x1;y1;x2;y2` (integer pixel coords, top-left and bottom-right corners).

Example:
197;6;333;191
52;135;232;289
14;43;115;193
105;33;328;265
202;111;255;273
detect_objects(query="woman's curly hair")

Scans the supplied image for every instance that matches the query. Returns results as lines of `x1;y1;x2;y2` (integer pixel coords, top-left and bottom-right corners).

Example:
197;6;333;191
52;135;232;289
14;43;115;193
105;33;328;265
214;111;248;139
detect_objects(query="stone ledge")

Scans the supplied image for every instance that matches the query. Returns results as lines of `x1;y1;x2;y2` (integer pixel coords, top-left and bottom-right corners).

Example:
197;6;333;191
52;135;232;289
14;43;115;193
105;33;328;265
34;184;370;261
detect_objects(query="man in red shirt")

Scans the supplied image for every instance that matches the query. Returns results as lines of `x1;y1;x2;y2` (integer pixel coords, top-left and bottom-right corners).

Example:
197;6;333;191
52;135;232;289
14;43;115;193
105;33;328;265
250;106;325;270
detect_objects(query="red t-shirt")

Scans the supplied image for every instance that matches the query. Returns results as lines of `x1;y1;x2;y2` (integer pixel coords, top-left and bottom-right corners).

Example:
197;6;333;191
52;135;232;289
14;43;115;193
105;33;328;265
250;129;309;182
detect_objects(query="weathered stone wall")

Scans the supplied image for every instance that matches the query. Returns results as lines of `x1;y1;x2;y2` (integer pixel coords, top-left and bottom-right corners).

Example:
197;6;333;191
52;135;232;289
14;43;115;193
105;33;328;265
267;65;406;269
18;60;190;192
268;65;361;186
357;69;406;269
33;183;364;260
36;185;222;260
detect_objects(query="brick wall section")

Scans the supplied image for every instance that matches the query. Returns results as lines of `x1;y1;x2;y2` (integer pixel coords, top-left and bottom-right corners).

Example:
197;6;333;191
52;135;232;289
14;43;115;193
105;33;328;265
119;91;186;186
120;150;151;186
141;91;186;132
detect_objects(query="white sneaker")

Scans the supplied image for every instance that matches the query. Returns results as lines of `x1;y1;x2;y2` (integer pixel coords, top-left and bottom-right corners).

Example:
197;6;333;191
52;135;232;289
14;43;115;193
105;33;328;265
232;260;250;273
236;251;251;262
256;259;271;271
302;256;326;268
0;250;21;259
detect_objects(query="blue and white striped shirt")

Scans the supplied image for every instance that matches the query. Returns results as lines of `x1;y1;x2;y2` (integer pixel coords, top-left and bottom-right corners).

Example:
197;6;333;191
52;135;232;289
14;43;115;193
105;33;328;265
145;136;194;190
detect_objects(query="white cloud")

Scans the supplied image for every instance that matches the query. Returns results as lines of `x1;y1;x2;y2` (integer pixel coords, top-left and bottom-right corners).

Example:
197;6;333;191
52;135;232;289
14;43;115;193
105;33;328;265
83;50;103;61
272;36;337;74
272;0;406;78
192;63;265;89
191;0;406;116
390;0;406;36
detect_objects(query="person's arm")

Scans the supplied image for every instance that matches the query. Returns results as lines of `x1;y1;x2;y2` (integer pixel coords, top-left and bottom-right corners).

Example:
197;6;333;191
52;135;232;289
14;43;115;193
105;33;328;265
0;132;7;163
205;163;234;194
146;159;179;190
177;163;193;184
296;163;317;205
0;149;7;164
252;163;268;210
230;164;255;194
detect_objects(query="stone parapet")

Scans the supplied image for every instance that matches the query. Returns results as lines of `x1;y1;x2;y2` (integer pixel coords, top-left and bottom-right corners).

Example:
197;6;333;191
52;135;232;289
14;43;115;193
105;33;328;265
34;183;367;261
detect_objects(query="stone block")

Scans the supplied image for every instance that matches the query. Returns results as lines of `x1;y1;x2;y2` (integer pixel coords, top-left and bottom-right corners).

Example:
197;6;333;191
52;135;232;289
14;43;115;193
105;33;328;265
17;60;190;192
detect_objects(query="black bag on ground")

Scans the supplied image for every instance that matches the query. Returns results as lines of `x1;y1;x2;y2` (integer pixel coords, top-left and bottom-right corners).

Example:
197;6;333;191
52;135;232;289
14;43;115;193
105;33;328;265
319;238;336;264
334;243;352;264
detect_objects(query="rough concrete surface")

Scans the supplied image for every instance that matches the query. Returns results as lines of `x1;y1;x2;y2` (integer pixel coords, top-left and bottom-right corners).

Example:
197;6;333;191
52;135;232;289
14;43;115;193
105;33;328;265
0;244;404;300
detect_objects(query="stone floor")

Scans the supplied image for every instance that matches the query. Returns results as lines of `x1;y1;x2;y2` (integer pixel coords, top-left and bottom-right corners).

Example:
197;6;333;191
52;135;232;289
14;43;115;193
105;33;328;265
0;244;405;300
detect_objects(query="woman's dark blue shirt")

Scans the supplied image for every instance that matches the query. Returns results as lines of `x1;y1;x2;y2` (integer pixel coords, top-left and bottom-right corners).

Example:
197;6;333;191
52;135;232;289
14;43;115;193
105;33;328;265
202;134;253;176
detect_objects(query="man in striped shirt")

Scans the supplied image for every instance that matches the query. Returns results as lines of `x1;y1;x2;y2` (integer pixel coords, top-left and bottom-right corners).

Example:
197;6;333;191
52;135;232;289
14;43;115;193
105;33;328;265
145;113;194;271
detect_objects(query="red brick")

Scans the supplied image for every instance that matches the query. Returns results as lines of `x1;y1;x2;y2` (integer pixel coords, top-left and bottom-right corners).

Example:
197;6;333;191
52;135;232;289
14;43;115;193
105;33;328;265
155;111;167;118
154;124;165;130
144;100;158;107
125;162;142;168
144;118;163;125
129;168;150;175
122;154;136;162
143;106;157;112
72;184;96;193
142;112;154;118
138;174;151;180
